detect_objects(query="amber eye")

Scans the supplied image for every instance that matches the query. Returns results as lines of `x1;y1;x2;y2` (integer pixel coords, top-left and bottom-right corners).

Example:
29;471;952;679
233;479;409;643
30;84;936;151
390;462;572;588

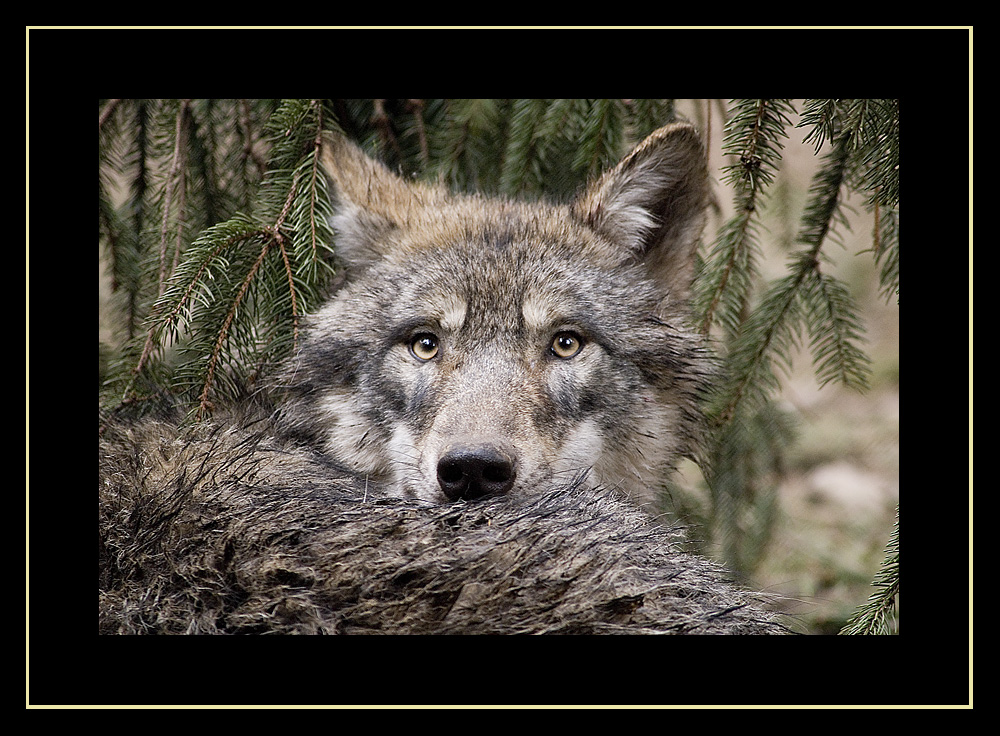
410;333;440;361
550;331;584;359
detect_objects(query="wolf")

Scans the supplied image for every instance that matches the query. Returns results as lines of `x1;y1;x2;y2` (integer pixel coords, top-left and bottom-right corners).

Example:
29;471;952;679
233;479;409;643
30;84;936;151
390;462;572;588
277;122;713;510
98;122;788;635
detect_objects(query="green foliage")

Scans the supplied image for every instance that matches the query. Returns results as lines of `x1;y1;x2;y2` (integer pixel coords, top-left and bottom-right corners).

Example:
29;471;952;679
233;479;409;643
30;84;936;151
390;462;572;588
690;101;899;600
99;99;334;419
99;100;900;632
801;98;900;304
839;506;899;635
695;99;796;343
707;401;797;574
701;100;884;427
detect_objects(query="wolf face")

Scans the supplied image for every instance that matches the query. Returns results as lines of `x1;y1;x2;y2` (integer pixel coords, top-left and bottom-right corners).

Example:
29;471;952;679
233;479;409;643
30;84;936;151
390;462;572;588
278;123;712;507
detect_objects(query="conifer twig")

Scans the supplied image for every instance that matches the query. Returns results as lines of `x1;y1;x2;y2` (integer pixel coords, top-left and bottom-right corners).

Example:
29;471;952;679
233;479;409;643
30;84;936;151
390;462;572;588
198;240;269;418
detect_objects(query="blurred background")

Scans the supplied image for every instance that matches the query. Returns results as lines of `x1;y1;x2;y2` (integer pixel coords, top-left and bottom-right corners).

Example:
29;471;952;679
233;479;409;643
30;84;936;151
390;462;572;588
677;100;899;634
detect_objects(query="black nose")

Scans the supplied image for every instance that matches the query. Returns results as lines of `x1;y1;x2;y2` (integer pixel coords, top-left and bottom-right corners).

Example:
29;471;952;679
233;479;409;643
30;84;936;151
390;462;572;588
437;444;517;500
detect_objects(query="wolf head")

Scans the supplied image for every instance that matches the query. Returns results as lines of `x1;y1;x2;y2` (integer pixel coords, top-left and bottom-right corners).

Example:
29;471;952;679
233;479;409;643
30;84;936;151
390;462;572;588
278;123;713;508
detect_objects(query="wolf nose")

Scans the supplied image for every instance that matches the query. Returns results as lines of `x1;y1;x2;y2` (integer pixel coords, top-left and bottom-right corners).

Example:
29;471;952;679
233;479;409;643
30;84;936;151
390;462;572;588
437;444;517;501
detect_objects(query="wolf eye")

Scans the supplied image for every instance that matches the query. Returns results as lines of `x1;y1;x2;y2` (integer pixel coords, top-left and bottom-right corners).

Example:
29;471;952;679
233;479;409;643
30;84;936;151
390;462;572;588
409;333;439;361
550;331;584;359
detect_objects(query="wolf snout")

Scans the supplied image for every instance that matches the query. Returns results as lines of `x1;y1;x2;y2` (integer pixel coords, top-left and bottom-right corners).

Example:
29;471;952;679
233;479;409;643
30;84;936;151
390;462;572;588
437;443;517;501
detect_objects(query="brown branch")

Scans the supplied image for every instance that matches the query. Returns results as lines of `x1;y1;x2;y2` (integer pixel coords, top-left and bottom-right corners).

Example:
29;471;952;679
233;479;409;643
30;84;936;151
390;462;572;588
407;99;429;168
197;153;305;415
134;107;318;411
699;210;754;336
273;226;299;350
131;234;236;386
310;101;324;266
372;99;402;162
198;240;271;419
157;100;192;298
872;187;881;255
130;101;193;386
238;99;268;176
99;99;121;130
699;101;771;335
273;154;303;350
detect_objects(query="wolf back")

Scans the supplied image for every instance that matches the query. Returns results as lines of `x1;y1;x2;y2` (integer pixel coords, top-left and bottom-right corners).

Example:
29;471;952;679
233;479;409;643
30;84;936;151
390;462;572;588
99;419;786;635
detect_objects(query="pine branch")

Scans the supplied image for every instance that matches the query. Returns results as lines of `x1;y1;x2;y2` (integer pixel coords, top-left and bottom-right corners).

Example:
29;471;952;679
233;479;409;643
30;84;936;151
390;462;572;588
174;102;334;416
870;204;899;303
198;235;270;416
99;100;155;343
707;400;795;573
98;98;121;130
799;98;841;153
709;265;806;426
697;100;796;338
697;214;761;338
709;113;871;426
128;216;263;394
572;98;624;181
840;98;900;301
104;100;335;417
431;98;505;193
795;115;872;393
804;268;872;391
155;100;193;298
625;99;676;142
500;98;550;196
840;506;899;635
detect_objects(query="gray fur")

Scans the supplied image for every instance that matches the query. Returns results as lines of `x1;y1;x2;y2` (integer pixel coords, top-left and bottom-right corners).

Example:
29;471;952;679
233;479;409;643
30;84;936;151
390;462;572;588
99;419;786;635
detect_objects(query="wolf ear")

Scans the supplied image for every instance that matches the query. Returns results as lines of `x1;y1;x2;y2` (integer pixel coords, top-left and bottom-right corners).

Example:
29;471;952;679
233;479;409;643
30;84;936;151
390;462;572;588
572;123;709;301
319;132;445;270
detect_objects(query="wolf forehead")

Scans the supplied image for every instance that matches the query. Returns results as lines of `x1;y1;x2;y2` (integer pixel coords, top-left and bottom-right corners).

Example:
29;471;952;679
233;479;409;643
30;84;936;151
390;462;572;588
377;197;622;258
328;201;663;327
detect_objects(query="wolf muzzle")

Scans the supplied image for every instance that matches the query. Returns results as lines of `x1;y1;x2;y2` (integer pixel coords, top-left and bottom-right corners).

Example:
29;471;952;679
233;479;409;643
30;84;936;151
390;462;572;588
436;442;517;500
